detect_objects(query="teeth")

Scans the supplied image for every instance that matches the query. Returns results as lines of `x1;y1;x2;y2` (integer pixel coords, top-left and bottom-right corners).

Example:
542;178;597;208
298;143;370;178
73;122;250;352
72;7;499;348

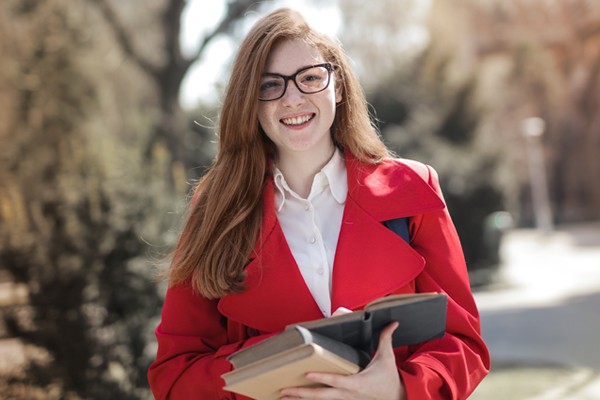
282;115;312;126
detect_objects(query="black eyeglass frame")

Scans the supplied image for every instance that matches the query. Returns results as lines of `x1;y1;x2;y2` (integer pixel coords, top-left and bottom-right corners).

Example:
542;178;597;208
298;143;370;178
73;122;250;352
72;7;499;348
258;63;334;102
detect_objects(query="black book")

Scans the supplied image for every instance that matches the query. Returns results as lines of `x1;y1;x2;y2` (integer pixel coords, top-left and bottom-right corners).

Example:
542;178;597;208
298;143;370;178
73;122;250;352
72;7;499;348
293;292;448;353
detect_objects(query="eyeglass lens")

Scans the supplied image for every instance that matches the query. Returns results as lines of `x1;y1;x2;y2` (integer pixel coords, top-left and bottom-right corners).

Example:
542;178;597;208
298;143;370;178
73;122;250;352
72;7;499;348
259;65;331;101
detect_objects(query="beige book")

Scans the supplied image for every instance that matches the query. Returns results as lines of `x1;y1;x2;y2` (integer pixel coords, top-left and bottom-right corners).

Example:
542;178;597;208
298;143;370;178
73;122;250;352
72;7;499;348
222;342;360;400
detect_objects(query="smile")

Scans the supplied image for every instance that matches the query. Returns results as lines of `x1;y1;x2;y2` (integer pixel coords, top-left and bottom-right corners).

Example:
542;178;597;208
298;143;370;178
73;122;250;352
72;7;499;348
280;114;314;126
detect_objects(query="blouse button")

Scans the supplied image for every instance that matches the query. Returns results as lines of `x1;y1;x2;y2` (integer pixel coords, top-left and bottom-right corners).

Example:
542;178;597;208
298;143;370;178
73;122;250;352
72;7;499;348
317;268;324;275
309;236;316;244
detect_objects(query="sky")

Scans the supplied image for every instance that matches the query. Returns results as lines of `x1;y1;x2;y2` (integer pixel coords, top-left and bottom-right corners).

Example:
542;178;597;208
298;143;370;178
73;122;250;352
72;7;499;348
179;0;342;109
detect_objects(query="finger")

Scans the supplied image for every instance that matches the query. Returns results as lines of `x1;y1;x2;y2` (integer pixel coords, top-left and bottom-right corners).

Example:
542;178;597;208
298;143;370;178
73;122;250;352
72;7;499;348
280;384;346;399
331;307;353;317
375;321;399;357
380;321;399;342
305;371;352;388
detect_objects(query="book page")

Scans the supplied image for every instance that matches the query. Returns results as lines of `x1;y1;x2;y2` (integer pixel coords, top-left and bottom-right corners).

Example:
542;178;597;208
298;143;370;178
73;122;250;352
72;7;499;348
365;292;441;312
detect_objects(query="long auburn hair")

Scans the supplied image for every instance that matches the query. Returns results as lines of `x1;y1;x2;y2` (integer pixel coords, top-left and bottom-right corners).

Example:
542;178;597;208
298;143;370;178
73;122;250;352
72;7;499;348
168;8;390;299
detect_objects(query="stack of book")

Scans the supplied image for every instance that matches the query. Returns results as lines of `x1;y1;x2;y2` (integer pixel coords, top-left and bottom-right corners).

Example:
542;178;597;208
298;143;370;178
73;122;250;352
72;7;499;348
222;292;447;400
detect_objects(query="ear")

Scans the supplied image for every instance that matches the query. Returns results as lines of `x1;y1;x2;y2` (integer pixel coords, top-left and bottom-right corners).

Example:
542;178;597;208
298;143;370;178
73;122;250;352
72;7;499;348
334;75;343;104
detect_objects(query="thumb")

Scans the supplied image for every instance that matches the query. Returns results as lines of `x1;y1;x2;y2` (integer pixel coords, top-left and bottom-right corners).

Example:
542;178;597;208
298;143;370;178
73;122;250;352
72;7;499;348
375;321;399;360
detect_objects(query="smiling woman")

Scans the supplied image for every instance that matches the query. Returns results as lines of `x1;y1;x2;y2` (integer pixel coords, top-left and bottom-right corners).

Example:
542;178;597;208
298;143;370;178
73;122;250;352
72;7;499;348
149;7;489;400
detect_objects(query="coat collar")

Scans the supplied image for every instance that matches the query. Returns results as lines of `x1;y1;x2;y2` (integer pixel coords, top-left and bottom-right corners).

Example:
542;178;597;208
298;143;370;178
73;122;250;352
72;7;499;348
218;151;445;332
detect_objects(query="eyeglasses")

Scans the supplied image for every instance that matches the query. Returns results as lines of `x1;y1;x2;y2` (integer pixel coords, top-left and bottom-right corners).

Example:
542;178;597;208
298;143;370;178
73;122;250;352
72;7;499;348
258;63;334;101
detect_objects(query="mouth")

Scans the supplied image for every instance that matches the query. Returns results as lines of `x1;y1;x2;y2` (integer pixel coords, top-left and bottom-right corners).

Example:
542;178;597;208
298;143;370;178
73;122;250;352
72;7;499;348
280;113;315;127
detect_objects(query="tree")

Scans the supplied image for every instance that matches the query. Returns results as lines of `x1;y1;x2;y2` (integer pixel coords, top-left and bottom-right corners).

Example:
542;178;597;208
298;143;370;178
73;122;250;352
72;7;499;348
460;0;600;224
0;1;168;398
0;0;267;398
94;0;265;190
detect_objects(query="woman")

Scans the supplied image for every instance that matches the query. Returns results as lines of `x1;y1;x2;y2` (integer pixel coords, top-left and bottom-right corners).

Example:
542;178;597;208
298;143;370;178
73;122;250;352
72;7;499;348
148;7;490;400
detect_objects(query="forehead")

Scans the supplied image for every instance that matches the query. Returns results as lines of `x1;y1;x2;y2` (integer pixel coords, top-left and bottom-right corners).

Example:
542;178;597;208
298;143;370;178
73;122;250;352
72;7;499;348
264;39;325;74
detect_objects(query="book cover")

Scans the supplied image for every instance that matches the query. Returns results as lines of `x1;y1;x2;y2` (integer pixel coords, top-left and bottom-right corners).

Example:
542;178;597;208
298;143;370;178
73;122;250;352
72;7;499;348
294;292;448;352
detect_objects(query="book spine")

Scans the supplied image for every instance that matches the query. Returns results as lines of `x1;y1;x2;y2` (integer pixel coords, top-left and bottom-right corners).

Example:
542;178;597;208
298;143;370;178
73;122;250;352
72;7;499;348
296;327;370;369
361;313;375;353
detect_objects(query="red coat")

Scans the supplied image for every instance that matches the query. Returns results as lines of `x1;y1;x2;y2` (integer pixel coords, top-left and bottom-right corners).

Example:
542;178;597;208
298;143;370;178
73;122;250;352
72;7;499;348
148;154;490;399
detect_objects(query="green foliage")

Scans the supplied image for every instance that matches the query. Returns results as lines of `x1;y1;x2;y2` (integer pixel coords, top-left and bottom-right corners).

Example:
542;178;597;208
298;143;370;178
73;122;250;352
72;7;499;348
0;1;174;398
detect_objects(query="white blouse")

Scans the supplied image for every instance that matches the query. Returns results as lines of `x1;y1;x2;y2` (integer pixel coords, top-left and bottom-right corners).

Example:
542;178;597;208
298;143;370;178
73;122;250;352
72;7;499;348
273;149;347;317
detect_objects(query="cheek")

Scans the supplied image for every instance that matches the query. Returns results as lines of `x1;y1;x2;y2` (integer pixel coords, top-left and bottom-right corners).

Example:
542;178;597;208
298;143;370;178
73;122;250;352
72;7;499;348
322;90;338;116
257;105;269;128
257;104;276;137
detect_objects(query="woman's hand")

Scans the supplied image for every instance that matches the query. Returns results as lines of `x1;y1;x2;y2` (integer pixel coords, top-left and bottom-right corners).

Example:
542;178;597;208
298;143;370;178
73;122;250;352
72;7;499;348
279;322;406;400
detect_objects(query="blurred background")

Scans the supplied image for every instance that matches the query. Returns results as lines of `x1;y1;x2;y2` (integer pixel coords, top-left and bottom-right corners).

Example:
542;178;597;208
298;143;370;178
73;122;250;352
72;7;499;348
0;0;598;398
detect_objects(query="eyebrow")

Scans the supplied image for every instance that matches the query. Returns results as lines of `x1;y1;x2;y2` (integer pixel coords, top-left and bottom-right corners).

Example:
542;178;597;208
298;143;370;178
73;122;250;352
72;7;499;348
261;64;319;77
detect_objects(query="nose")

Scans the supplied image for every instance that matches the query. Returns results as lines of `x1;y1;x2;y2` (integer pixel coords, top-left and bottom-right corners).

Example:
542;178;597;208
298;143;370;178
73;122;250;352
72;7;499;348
281;79;305;107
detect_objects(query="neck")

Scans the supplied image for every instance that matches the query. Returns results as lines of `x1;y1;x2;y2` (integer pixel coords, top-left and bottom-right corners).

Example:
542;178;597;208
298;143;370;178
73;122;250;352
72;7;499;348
276;142;336;198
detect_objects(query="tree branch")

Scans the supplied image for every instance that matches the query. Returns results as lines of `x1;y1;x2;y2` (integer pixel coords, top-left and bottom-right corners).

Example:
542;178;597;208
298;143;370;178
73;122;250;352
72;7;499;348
185;0;262;70
162;0;186;68
94;0;159;78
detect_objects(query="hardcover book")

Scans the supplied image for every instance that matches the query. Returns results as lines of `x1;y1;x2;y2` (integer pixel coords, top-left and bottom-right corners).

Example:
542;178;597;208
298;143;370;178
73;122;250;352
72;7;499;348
295;292;448;352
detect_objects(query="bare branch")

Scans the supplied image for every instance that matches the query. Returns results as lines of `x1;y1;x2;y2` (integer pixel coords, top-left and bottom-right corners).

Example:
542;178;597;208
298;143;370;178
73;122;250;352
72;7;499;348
185;0;262;70
162;0;186;68
94;0;159;78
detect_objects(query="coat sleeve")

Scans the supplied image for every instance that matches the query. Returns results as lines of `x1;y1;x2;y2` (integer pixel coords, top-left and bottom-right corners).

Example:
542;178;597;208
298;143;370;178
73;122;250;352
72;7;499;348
398;165;490;400
147;283;274;400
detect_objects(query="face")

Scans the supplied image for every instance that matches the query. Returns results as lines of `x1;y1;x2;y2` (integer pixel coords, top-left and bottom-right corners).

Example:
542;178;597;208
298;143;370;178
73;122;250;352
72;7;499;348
258;39;342;163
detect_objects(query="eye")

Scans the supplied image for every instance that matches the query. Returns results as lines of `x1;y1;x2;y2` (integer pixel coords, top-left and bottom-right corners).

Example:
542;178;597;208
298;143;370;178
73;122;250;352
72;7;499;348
300;73;322;83
298;67;328;88
260;78;283;92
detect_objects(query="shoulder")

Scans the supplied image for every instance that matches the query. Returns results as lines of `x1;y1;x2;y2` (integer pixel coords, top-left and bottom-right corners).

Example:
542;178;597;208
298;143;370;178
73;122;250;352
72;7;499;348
346;154;445;218
363;156;439;189
384;157;433;178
